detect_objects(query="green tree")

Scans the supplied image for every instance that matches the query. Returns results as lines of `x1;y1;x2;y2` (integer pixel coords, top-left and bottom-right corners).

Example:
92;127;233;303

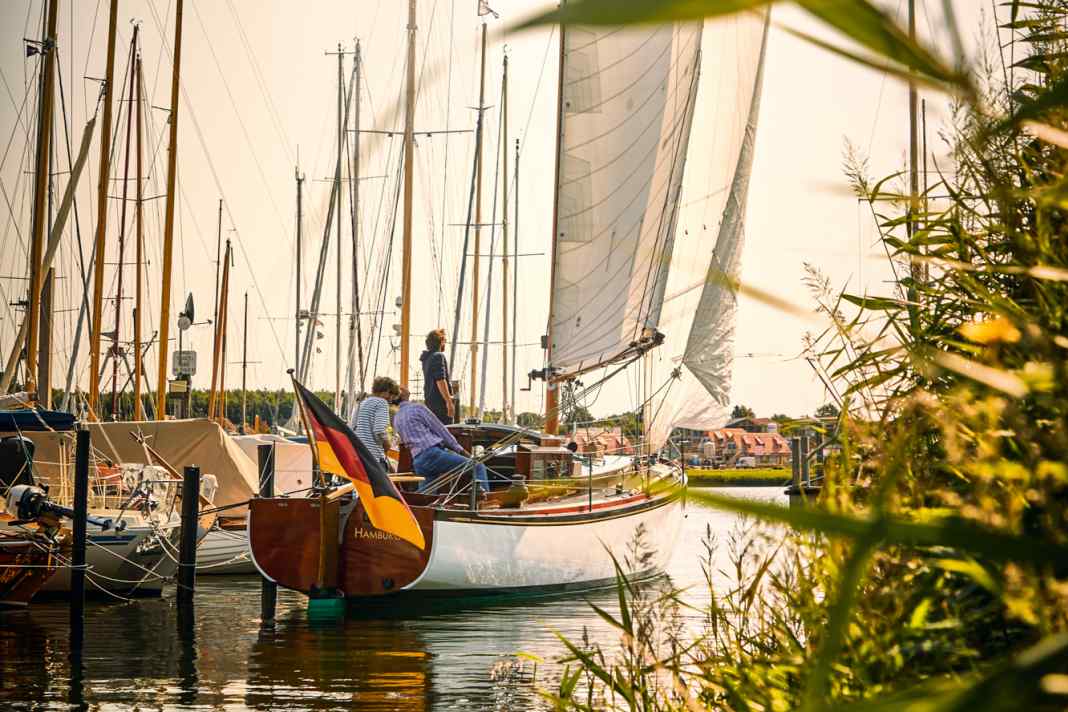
814;403;839;418
730;404;754;420
516;411;544;429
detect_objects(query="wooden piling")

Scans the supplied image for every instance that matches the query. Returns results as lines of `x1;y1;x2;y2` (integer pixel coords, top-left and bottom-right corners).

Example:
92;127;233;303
790;437;801;490
70;427;90;637
257;443;276;621
177;465;200;606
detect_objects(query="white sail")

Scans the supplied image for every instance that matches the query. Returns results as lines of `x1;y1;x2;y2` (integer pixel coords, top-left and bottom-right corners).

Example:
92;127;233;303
645;13;771;450
548;23;703;376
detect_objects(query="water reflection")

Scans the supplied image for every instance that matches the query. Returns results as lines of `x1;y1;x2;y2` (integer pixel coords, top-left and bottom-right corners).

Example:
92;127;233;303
0;488;785;710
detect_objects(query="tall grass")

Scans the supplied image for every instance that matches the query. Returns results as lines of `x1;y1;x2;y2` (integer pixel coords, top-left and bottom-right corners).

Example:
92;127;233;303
536;1;1068;709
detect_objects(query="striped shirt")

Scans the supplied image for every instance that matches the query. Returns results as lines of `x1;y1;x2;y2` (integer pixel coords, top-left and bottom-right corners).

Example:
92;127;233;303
350;396;390;462
393;401;464;459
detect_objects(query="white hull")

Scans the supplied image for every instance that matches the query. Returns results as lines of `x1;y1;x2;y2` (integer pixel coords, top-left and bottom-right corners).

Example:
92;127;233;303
41;513;182;596
197;527;256;575
407;496;684;593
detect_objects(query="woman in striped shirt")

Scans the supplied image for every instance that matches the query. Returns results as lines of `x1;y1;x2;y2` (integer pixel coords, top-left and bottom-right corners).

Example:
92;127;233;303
350;376;399;472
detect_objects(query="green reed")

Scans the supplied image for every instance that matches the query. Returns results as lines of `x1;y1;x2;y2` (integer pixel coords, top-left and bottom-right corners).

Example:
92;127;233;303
532;1;1068;709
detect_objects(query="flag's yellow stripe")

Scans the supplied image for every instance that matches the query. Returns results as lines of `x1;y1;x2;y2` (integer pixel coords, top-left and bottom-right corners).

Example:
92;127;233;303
350;479;426;551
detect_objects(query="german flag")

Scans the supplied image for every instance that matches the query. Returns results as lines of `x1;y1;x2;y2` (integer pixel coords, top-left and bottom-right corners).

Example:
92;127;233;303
292;378;425;550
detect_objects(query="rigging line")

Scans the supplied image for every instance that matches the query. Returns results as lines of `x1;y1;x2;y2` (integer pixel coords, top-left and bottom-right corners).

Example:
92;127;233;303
437;0;457;326
223;0;294;165
186;1;289;239
145;0;289;368
518;25;554;159
478;72;505;416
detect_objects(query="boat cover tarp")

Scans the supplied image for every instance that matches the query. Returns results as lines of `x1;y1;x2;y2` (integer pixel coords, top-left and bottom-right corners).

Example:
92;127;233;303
231;434;313;497
0;409;76;432
14;419;258;513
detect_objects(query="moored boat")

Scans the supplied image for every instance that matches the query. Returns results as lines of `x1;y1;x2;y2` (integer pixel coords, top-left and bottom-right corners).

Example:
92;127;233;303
249;422;685;600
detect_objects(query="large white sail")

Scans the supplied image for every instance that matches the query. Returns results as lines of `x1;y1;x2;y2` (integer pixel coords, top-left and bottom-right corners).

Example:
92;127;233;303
548;23;703;376
644;13;771;450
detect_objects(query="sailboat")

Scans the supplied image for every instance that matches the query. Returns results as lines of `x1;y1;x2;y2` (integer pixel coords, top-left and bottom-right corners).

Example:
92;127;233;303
247;8;770;601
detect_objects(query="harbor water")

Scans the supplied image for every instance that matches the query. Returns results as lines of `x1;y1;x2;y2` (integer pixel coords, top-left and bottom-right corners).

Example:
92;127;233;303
0;487;785;710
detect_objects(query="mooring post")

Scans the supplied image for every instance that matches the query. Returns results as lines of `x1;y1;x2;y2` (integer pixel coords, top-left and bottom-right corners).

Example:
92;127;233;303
257;443;276;621
70;427;90;642
177;465;201;607
790;437;801;490
800;437;811;487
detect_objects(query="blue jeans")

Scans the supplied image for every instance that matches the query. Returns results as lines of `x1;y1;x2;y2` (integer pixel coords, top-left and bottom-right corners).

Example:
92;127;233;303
413;446;488;493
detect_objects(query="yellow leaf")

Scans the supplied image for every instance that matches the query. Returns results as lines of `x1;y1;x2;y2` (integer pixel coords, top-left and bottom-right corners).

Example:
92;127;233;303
959;316;1021;345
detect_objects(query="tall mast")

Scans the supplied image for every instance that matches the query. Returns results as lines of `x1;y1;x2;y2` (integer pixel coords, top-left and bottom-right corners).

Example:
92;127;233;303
89;0;119;417
111;28;138;420
470;22;487;414
511;137;519;423
134;52;145;420
335;43;344;414
241;291;248;431
544;22;566;435
155;0;184;420
906;0;920;326
400;0;416;389
348;40;366;404
295;166;304;376
25;0;59;404
208;241;231;422
213;199;223;332
401;1;416;390
501;51;509;422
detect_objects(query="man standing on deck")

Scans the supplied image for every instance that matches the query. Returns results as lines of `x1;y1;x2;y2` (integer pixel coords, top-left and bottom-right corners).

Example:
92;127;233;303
420;329;455;424
393;387;488;493
350;376;398;472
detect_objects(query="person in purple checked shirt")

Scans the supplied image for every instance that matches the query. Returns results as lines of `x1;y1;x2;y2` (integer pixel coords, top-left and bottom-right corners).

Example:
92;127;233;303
392;388;489;494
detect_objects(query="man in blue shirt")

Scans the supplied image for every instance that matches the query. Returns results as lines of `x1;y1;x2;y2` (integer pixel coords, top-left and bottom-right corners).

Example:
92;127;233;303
420;329;455;424
393;388;488;494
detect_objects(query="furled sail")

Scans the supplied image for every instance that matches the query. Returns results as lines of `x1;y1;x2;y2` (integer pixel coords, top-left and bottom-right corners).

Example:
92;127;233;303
547;22;703;376
644;12;771;450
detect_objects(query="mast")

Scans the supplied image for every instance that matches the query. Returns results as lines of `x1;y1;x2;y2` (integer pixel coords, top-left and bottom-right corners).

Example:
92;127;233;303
208;241;231;421
348;40;366;404
906;0;920;325
37;83;55;408
400;0;416;389
89;0;119;417
501;51;509;422
544;21;566;435
241;291;248;431
511;137;519;423
213;199;223;333
111;28;138;420
156;0;184;420
295;166;304;376
334;43;344;414
470;22;487;414
25;0;59;404
134;52;145;420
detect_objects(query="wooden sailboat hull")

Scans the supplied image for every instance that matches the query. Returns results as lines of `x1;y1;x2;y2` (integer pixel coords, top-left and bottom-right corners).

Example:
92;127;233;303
0;533;62;608
248;469;686;601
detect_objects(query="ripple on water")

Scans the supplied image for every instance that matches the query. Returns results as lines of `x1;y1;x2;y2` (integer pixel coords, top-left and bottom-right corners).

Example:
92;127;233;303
0;487;785;710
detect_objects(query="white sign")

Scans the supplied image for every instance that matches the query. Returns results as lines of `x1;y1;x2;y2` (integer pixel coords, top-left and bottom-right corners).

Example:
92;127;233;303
172;350;197;376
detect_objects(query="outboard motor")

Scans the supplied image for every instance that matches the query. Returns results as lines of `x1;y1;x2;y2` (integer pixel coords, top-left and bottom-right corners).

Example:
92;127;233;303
6;484;125;531
0;436;36;490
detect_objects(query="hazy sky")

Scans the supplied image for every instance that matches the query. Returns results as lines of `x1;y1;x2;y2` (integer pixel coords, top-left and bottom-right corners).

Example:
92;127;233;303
0;0;994;420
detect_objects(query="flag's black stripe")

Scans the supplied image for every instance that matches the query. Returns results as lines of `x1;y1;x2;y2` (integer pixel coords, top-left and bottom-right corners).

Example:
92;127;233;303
297;382;401;501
